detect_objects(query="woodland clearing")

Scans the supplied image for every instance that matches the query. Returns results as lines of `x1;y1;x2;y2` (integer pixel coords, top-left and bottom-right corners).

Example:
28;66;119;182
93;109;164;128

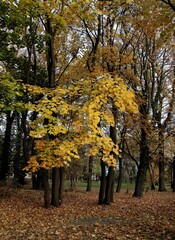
0;187;175;240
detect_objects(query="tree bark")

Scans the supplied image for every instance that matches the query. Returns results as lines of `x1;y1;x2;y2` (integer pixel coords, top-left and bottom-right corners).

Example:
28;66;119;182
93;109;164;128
133;127;149;197
158;160;166;191
0;111;15;182
158;125;166;192
173;157;175;192
98;160;106;205
13;112;25;187
86;156;93;192
116;156;123;192
42;169;50;208
103;112;117;203
51;168;60;207
104;166;115;204
59;167;65;205
148;164;156;190
32;171;43;190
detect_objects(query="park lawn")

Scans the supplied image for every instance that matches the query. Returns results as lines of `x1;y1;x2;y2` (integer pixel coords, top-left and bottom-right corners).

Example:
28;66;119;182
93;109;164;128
0;187;175;240
65;180;136;190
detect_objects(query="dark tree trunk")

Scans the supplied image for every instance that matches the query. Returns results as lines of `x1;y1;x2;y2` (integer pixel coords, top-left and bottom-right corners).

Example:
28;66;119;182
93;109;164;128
42;169;50;208
158;126;166;191
22;112;29;164
13;112;22;186
104;166;115;204
173;158;175;192
51;167;65;207
99;112;117;204
0;111;15;182
51;168;60;207
32;171;43;190
86;156;93;192
148;164;156;190
98;160;106;205
70;176;76;191
43;8;57;208
104;115;117;203
116;127;125;193
158;160;166;191
17;111;29;186
59;167;65;205
116;156;122;193
45;15;55;88
133;127;149;197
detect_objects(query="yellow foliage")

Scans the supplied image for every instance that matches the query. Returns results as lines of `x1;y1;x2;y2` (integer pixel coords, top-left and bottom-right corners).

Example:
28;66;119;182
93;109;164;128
25;73;138;172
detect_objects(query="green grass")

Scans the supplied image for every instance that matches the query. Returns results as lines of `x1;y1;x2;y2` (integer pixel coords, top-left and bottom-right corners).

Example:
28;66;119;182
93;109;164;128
65;180;136;191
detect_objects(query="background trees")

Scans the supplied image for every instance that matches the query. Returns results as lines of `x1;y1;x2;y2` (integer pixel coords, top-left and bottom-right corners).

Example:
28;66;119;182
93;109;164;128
0;0;175;207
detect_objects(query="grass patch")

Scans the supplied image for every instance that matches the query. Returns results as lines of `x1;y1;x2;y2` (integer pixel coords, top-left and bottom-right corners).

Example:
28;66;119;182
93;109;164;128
65;180;136;191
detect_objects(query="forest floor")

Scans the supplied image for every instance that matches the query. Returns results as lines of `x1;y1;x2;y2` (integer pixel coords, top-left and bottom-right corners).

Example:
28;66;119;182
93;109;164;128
0;186;175;240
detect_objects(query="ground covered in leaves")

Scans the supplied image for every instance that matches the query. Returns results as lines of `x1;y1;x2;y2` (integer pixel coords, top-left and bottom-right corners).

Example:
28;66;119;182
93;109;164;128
0;187;175;240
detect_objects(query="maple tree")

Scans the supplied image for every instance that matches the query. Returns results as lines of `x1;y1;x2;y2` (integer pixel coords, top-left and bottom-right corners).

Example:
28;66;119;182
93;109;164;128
0;0;175;213
24;74;138;204
16;0;138;207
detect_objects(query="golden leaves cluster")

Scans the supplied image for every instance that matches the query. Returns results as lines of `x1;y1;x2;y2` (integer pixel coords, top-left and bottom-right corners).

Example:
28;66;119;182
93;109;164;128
24;74;138;172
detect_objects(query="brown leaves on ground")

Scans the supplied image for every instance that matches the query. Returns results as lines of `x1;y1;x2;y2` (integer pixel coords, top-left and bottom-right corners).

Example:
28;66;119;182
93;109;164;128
0;187;175;240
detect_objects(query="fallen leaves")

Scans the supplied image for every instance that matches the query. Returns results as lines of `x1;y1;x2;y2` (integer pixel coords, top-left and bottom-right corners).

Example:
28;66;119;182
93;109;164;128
0;188;175;239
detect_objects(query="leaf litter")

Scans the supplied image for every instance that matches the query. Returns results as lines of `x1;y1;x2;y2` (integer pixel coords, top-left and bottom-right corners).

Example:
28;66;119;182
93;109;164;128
0;187;175;240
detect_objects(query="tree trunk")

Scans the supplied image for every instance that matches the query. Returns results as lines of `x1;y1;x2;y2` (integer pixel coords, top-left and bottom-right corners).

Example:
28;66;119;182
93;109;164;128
0;111;15;182
98;160;106;205
158;125;166;192
45;15;55;88
148;164;156;190
116;127;125;193
42;169;50;208
51;167;65;207
116;156;122;192
104;166;115;204
103;114;116;203
86;156;93;192
133;127;149;197
43;9;56;208
51;168;60;207
70;176;76;191
13;112;22;187
59;167;65;205
173;158;175;192
158;152;166;192
32;171;43;190
158;160;166;191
